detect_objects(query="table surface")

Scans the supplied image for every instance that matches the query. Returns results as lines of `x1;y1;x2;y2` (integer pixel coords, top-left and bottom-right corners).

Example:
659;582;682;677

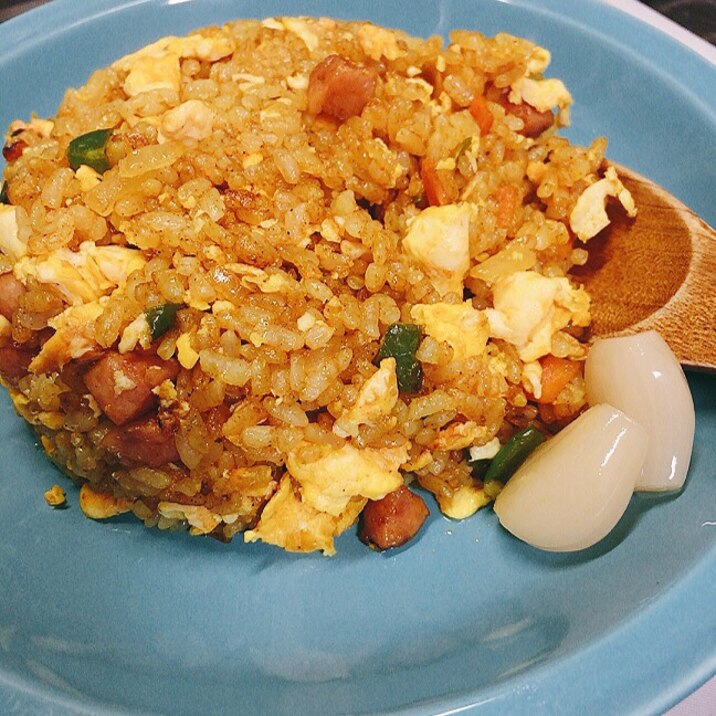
0;1;713;714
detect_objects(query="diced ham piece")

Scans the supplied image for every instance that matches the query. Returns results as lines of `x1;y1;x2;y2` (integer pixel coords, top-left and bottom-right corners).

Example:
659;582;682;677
2;139;27;163
84;351;179;426
498;95;554;138
360;484;429;550
101;416;180;468
0;345;32;383
307;54;377;121
0;273;26;321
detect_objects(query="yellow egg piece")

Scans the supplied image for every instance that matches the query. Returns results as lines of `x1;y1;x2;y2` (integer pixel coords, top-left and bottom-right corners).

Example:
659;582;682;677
485;270;590;362
286;440;408;516
411;301;489;361
570;166;637;241
402;203;472;297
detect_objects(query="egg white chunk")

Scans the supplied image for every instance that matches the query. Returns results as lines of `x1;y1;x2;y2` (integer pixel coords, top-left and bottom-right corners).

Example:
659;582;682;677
485;270;590;362
402;203;471;297
570;166;637;242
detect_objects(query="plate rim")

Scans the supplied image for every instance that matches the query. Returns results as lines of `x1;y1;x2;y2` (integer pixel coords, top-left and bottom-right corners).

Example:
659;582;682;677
0;1;714;714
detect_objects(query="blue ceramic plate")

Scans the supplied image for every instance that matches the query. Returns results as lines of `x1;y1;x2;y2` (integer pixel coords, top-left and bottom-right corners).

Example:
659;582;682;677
0;1;714;714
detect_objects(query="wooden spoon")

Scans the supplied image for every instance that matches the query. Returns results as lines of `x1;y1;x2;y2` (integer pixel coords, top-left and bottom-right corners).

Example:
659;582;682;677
571;163;716;371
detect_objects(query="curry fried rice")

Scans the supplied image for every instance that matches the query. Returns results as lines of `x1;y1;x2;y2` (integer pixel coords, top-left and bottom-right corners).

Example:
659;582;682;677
0;17;636;554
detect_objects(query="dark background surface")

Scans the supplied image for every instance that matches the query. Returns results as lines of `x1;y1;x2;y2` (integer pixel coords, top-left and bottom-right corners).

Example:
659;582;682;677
0;0;714;43
641;0;715;43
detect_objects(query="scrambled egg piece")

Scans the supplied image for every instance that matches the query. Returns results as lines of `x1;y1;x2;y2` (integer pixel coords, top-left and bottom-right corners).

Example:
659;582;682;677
37;411;64;429
153;378;179;410
521;360;543;400
0;205;27;262
357;23;405;61
115;32;235;97
44;484;66;507
281;17;321;51
486;271;590;362
118;313;152;354
158;502;222;535
468;437;501;462
410;301;489;361
223;465;277;499
246;273;295;294
402;449;433;472
526;46;551;74
226;263;297;294
509;77;572;125
29;300;105;373
165;33;236;62
503;44;572;125
570;166;637;241
6;117;54;140
402;203;472;297
419;471;491;519
79;483;132;520
440;484;492;520
261;17;285;31
123;52;182;97
244;476;366;556
176;332;200;369
286;72;308;90
160;100;214;144
75;165;102;192
333;358;399;438
14;242;145;305
286;441;408;516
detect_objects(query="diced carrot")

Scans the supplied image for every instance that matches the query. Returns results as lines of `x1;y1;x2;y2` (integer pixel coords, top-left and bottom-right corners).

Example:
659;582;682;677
420;157;449;206
468;94;494;136
493;184;518;228
537;355;581;404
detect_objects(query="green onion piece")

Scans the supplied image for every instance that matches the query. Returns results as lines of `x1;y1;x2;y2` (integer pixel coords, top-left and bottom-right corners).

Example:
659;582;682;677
145;303;182;342
454;136;473;161
0;181;8;204
483;425;545;484
375;323;423;393
466;457;491;480
66;128;113;173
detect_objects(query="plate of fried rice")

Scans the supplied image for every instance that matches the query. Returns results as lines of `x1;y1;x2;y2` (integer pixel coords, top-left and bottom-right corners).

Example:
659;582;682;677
0;0;714;714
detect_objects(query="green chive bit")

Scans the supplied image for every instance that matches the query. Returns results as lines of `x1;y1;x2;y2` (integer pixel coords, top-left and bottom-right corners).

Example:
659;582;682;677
484;425;545;485
67;128;113;173
454;136;473;161
375;323;423;393
145;303;182;342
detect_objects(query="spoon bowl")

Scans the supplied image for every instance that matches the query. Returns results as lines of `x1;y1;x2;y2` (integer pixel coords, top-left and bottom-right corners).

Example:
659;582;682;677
571;163;716;371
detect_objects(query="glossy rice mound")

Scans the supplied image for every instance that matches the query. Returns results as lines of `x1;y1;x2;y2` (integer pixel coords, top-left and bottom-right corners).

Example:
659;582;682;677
0;17;635;554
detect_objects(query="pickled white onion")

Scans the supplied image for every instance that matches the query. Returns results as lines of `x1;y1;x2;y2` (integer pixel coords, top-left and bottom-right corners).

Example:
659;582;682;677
494;404;648;552
585;331;695;491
